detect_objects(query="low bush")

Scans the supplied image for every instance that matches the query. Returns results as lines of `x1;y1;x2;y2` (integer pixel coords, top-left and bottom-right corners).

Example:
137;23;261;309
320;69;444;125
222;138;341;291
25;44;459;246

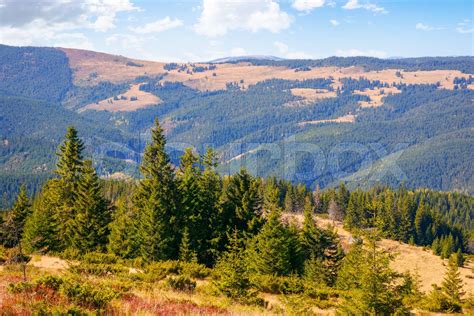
70;262;128;276
60;279;119;309
251;274;304;294
82;252;120;264
3;247;31;264
35;275;65;291
146;260;181;275
179;261;210;279
167;275;196;292
7;280;34;293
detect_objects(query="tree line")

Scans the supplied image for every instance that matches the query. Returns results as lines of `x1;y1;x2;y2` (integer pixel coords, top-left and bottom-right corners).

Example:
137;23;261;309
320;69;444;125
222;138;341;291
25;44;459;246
0;120;472;313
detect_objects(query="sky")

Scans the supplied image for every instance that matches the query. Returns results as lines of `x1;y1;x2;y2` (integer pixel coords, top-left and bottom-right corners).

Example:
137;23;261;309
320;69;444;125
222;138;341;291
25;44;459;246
0;0;472;62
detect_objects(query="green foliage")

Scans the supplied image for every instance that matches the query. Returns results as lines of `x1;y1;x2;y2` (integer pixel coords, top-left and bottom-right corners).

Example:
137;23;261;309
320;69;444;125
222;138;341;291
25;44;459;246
107;197;140;259
166;275;196;292
134;118;180;261
22;180;62;253
246;208;301;276
440;255;465;312
213;231;252;300
337;233;409;315
82;252;120;264
60;279;119;309
250;274;304;294
1;185;31;247
70;160;112;252
0;44;72;101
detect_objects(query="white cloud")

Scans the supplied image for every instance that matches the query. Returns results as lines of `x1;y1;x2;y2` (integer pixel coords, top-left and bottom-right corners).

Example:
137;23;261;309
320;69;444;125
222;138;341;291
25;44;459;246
415;23;443;31
335;48;387;58
330;19;340;26
415;23;432;31
230;47;247;56
456;19;473;34
194;0;293;37
342;0;387;14
0;0;138;47
292;0;325;12
274;41;312;59
130;17;183;34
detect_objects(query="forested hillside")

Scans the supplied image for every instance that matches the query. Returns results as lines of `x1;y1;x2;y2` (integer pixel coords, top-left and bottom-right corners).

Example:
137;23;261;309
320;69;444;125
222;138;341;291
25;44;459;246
0;44;473;206
0;122;473;314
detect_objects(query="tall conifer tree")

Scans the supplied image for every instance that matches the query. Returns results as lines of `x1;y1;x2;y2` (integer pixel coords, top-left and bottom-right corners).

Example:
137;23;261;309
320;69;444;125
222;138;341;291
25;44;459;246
134;118;179;261
70;160;111;252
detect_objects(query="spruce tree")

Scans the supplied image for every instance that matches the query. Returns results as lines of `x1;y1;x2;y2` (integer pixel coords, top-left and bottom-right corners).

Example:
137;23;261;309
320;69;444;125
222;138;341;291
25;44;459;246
10;185;31;238
177;148;203;261
300;196;325;260
134;118;179;261
441;254;465;312
54;126;85;249
337;232;405;314
321;230;344;286
213;230;251;299
108;197;140;258
179;227;197;262
1;186;31;247
69;160;111;252
221;169;263;242
22;181;62;253
246;208;299;276
198;147;222;266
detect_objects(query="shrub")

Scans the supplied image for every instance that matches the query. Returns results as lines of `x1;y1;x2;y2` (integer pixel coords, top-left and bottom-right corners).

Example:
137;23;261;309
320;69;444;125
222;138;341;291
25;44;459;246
167;276;196;292
60;247;82;260
35;275;64;291
146;260;181;275
83;252;120;264
60;279;119;309
250;274;304;294
7;281;34;293
70;263;128;276
3;247;31;264
179;261;210;279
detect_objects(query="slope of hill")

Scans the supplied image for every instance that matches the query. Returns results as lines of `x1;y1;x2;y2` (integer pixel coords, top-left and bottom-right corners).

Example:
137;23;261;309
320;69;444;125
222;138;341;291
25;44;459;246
0;44;473;204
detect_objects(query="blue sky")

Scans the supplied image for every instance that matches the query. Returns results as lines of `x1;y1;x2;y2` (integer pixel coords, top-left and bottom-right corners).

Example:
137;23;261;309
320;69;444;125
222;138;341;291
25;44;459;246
0;0;472;62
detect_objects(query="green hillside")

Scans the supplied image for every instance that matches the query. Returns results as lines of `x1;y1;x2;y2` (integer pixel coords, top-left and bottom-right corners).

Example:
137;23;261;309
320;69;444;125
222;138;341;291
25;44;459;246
0;44;473;205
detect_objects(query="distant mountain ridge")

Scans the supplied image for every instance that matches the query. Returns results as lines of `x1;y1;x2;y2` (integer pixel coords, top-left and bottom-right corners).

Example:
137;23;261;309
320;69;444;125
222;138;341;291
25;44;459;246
0;44;473;204
208;55;285;63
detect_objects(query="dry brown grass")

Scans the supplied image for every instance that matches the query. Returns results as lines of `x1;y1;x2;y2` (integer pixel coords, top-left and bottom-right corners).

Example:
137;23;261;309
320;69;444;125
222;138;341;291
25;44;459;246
60;48;166;86
163;64;470;92
82;83;161;112
297;114;356;127
313;216;474;294
286;88;337;107
62;48;472;96
354;86;401;108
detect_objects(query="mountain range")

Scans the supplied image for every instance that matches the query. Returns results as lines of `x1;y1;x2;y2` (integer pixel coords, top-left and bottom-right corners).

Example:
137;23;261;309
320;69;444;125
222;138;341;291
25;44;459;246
0;44;473;204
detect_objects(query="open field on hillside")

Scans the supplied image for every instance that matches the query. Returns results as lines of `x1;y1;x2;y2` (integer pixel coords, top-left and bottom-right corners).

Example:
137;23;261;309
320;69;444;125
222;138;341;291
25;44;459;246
61;48;166;86
164;64;472;92
81;83;161;112
354;86;402;107
62;48;473;93
287;88;337;107
314;216;474;293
